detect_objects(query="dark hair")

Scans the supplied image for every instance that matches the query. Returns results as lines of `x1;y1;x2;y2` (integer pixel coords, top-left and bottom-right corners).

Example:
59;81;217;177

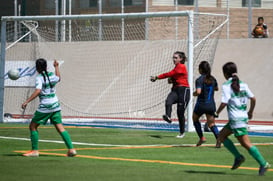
174;51;187;64
222;62;240;93
36;58;53;89
199;61;214;85
258;17;264;21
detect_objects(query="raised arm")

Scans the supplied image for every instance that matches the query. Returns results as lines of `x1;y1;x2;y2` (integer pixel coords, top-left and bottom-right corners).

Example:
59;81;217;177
54;60;61;81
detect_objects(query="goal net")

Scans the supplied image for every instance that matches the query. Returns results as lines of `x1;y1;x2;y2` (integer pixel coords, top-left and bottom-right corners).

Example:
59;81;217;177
0;11;227;131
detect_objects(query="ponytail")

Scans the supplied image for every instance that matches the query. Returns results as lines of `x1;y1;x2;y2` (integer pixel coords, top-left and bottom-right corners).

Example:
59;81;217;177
36;58;53;89
199;61;213;85
231;73;240;93
41;71;53;89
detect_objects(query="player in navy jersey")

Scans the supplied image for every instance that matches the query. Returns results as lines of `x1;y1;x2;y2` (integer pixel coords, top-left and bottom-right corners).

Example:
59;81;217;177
193;61;220;147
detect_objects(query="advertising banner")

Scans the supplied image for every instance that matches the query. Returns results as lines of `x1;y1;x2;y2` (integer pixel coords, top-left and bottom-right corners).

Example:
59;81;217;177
5;60;63;87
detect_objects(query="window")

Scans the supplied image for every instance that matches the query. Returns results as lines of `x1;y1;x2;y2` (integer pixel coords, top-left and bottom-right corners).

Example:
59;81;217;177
45;0;55;9
45;0;76;10
124;0;133;6
242;0;261;7
110;0;133;7
177;0;194;6
89;0;97;7
80;0;97;8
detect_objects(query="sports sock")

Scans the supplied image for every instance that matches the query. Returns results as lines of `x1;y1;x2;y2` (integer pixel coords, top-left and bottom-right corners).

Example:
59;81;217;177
60;130;74;149
193;121;203;138
30;130;39;150
210;125;219;139
223;138;241;158
248;146;267;166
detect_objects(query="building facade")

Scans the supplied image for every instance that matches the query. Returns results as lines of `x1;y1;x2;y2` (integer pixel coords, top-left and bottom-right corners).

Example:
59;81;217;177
1;0;273;38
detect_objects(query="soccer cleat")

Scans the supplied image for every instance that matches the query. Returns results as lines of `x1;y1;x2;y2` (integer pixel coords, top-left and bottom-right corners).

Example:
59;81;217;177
23;150;39;157
259;162;271;176
176;133;185;138
231;155;245;170
162;115;172;123
67;149;77;157
196;137;206;146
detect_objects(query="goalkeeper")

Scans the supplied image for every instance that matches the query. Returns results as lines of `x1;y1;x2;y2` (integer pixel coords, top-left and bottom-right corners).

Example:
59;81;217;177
150;51;190;138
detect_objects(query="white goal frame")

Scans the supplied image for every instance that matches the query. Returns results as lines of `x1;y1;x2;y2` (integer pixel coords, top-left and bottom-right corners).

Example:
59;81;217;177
0;11;228;131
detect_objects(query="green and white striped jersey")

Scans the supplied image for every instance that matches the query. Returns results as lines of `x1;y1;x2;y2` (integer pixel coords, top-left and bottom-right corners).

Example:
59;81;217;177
36;72;61;113
221;78;254;129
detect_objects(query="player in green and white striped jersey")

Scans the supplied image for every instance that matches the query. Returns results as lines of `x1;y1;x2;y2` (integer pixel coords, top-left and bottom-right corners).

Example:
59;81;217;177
215;62;270;176
21;59;76;157
35;71;61;113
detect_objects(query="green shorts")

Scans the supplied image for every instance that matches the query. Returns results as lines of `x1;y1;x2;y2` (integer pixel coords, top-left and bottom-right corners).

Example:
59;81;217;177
31;111;62;125
224;122;248;137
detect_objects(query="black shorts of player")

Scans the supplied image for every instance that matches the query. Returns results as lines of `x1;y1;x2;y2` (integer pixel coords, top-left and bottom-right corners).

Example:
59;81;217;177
194;102;216;116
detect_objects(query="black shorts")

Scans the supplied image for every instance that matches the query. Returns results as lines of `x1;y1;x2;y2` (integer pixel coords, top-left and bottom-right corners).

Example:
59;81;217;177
194;102;216;116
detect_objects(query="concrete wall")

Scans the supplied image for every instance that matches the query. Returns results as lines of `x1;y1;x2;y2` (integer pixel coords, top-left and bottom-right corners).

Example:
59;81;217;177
4;39;273;122
212;38;273;121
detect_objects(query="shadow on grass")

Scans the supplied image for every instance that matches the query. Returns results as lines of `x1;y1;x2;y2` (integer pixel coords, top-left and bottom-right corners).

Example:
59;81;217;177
3;153;23;156
185;170;253;176
149;135;176;139
149;135;163;139
185;170;226;175
3;153;59;157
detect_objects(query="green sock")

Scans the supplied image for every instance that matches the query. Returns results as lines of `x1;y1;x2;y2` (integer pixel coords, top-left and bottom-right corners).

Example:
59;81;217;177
30;130;39;150
248;146;267;166
223;138;241;158
60;130;74;149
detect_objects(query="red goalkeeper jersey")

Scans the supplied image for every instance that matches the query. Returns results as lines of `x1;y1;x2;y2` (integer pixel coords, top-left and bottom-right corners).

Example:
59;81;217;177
157;63;189;87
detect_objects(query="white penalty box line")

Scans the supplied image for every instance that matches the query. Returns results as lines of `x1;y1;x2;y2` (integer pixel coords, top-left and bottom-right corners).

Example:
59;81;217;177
1;136;273;148
0;136;175;147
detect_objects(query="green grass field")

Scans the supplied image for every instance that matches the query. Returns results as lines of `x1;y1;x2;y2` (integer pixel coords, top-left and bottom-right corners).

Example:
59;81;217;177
0;123;272;181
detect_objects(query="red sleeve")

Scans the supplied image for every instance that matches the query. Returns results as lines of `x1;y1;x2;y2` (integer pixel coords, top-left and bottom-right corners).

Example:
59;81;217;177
157;69;176;79
157;64;189;87
157;64;186;79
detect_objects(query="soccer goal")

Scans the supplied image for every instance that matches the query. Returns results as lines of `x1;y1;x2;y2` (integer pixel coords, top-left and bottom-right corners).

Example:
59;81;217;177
0;11;228;131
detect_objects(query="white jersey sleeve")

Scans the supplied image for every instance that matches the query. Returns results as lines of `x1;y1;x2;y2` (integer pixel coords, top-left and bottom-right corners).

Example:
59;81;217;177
35;76;43;89
221;83;231;104
244;84;254;98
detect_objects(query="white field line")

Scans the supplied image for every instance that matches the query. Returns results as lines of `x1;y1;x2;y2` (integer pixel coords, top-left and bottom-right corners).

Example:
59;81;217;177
1;136;273;148
0;136;168;147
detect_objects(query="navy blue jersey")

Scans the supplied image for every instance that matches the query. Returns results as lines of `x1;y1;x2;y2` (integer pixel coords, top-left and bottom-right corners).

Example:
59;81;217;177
195;75;218;104
194;75;218;116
